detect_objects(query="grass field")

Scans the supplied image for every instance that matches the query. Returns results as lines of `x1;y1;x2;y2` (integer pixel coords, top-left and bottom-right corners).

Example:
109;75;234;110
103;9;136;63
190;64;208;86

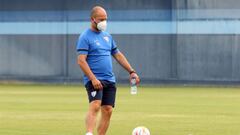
0;84;240;135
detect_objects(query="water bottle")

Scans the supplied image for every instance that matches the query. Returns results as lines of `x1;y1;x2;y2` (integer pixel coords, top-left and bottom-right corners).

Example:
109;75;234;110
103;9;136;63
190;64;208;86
130;78;137;94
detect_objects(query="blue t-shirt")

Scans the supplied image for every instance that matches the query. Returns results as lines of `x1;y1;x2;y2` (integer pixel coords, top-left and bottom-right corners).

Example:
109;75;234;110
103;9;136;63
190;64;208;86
76;29;119;85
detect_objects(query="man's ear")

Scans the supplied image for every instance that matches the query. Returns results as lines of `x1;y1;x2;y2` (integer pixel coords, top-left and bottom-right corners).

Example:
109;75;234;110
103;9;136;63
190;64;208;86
90;17;94;22
91;17;98;25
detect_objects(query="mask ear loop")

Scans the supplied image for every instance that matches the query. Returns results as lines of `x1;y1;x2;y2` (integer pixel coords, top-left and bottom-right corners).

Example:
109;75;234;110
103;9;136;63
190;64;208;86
92;18;98;26
92;18;100;31
93;20;98;25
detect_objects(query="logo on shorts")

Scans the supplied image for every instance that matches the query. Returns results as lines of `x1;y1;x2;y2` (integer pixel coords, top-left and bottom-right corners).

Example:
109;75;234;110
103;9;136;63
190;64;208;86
91;91;97;97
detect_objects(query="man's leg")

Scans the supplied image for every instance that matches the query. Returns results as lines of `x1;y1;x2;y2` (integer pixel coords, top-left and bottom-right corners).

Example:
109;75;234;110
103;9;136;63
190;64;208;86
97;105;113;135
86;100;101;134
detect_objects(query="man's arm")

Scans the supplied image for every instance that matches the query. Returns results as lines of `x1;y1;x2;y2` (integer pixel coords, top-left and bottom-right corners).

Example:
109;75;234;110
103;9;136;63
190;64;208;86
113;52;140;84
77;54;103;90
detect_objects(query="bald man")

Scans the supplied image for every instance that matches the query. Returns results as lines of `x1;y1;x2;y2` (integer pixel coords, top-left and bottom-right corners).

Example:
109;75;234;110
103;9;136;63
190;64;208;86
76;6;140;135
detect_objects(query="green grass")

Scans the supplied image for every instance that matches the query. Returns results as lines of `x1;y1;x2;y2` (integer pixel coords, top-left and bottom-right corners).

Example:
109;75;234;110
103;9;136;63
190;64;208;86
0;85;240;135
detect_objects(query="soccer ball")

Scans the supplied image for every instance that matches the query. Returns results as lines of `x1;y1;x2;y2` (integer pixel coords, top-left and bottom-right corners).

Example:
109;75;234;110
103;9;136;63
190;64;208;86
132;126;150;135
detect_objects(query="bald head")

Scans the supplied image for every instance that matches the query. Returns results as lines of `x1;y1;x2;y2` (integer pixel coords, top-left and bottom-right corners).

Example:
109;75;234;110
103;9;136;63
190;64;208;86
90;6;108;31
90;6;107;18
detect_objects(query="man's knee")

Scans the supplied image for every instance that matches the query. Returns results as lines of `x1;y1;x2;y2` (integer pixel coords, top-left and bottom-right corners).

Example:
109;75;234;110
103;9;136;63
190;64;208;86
89;100;101;113
101;105;113;116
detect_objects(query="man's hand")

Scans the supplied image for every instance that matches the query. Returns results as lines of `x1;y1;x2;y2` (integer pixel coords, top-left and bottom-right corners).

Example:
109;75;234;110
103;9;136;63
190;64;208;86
130;73;140;85
113;52;140;85
78;55;103;90
91;78;103;90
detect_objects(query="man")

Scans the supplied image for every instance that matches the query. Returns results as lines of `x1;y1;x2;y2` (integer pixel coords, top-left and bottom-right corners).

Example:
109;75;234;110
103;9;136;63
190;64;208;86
76;6;140;135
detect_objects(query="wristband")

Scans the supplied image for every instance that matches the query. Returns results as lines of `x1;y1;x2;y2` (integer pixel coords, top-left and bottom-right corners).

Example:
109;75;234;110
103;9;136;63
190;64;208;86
129;70;136;75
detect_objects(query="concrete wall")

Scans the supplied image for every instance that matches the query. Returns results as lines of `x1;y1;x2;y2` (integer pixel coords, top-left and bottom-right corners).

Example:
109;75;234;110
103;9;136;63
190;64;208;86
0;0;240;84
175;0;240;82
176;0;240;9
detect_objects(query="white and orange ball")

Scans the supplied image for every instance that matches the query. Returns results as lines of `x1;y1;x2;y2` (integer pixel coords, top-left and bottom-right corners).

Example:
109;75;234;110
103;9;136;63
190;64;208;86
132;126;150;135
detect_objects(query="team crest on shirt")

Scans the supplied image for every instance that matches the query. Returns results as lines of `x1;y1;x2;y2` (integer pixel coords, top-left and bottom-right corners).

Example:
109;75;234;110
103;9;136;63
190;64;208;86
94;40;100;46
91;91;97;97
103;36;109;42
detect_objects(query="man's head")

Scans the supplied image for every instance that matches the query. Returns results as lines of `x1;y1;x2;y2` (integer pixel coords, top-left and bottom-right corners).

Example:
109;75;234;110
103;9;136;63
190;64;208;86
90;6;108;31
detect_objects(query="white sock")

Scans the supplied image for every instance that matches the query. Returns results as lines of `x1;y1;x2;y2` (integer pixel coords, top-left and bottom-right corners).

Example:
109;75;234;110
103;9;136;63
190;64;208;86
86;132;93;135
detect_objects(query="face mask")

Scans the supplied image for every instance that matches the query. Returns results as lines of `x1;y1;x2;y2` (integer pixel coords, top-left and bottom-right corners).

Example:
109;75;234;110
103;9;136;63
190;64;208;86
95;20;107;31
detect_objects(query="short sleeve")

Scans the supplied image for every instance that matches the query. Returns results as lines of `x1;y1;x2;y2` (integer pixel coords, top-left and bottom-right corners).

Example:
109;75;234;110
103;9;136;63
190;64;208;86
111;38;120;55
76;35;89;55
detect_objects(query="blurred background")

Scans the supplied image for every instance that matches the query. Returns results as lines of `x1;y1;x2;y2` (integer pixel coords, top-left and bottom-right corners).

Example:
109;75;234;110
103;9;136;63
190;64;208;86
0;0;240;85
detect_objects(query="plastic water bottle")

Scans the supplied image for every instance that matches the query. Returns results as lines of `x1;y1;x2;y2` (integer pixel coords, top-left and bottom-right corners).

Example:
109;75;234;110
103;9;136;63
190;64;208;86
130;78;137;94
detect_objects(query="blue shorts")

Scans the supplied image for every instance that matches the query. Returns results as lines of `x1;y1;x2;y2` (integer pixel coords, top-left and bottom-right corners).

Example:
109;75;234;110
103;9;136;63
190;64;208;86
85;80;117;107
